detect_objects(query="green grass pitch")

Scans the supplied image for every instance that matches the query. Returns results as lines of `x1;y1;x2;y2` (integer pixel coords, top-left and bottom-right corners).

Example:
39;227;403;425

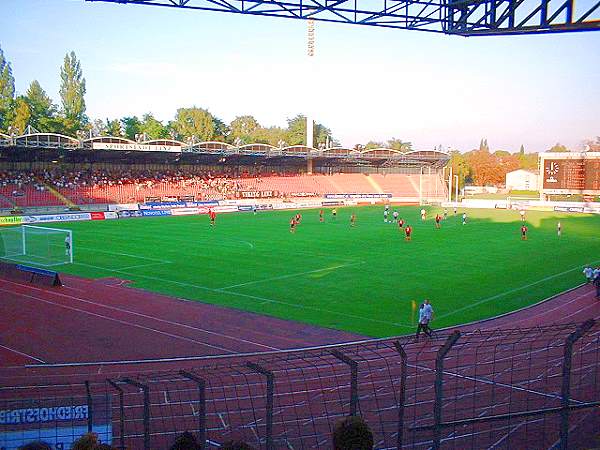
5;206;600;337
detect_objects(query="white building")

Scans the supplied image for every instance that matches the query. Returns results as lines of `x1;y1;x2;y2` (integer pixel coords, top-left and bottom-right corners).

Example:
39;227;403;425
505;169;539;191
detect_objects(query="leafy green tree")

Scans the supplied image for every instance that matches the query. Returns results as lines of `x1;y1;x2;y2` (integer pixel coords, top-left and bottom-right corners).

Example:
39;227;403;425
364;141;384;150
285;114;332;147
122;116;142;140
105;118;123;137
25;80;58;131
140;113;168;139
252;126;287;146
230;115;260;144
212;116;229;142
11;96;31;134
59;51;87;133
386;138;412;152
0;45;16;132
549;143;569;152
171;107;215;141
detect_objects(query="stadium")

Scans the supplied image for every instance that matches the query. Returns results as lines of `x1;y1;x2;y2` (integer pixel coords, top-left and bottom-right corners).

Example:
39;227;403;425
1;1;600;450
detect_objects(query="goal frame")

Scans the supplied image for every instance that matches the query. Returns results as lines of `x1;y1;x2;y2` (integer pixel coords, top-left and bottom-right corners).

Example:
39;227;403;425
21;225;73;265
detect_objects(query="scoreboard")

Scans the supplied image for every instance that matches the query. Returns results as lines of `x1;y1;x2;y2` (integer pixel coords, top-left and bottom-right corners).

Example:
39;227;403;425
540;153;600;195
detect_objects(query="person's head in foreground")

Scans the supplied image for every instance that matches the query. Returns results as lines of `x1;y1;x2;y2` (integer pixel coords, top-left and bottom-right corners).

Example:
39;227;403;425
332;415;374;450
19;442;52;450
220;440;256;450
170;431;201;450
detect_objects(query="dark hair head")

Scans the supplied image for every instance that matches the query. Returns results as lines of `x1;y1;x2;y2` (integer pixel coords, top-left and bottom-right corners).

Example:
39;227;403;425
170;431;201;450
19;442;52;450
332;416;374;450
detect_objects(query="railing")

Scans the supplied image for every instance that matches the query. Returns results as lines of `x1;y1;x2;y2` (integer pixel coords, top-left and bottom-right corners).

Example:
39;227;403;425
0;321;598;449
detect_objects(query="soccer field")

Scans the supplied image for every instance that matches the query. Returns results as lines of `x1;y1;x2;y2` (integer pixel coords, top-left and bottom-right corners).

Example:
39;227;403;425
3;206;600;337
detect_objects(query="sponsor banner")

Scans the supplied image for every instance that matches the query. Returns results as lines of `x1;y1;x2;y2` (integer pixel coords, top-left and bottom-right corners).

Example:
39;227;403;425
104;211;118;219
213;206;238;213
117;210;142;218
237;205;253;212
554;206;585;213
238;191;277;199
92;142;181;152
322;201;344;207
0;397;111;450
140;209;171;217
90;212;105;220
22;213;92;224
584;206;600;215
0;216;23;226
290;192;317;197
108;203;139;212
171;207;201;216
195;200;219;206
141;201;186;209
325;193;392;199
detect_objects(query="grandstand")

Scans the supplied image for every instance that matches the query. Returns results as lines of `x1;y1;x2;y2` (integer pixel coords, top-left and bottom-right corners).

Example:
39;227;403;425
0;132;449;210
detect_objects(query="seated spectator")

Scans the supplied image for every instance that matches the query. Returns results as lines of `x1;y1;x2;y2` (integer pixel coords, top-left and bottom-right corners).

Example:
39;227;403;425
72;433;109;450
170;431;201;450
221;440;256;450
18;442;52;450
332;416;374;450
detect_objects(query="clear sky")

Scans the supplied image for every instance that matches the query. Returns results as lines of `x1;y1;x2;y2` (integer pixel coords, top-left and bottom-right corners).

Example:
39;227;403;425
1;0;599;152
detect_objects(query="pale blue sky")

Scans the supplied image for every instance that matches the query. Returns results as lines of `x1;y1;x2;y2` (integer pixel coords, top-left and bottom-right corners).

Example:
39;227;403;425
1;0;599;152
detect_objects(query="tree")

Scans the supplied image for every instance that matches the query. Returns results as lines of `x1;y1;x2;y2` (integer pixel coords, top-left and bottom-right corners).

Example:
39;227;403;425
105;118;123;137
364;141;384;150
140;113;168;139
0;45;15;132
284;114;333;147
59;51;87;133
386;138;412;152
122;116;142;140
549;143;569;152
230;115;260;144
252;125;287;146
212;116;229;142
25;80;57;132
479;138;489;152
171;107;214;141
11;96;31;134
449;150;472;189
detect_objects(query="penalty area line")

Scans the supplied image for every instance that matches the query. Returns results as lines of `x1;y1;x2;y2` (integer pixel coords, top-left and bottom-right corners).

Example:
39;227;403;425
0;344;46;364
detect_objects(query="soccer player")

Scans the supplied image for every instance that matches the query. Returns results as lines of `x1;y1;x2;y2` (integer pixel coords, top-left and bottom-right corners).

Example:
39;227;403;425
435;214;441;229
383;209;389;223
405;224;412;241
295;213;302;224
420;208;426;221
64;235;71;257
332;209;337;220
520;224;528;240
520;209;526;222
454;206;458;215
209;209;216;226
557;221;562;237
350;213;356;227
290;217;297;233
462;212;467;225
392;211;399;223
252;205;257;215
443;208;448;220
398;218;405;228
319;209;324;222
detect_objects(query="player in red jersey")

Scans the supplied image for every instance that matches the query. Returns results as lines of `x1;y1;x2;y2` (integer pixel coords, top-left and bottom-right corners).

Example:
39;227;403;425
319;209;324;222
520;224;528;240
398;218;405;228
209;209;216;226
435;214;441;229
405;225;412;241
350;213;356;227
290;217;297;233
295;213;302;224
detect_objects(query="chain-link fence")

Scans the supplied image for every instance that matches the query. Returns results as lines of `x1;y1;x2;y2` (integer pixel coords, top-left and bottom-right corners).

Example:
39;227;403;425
1;320;598;449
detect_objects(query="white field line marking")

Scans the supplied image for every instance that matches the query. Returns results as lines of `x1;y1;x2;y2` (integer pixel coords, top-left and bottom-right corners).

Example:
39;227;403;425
0;344;46;364
217;261;365;290
2;279;279;351
68;262;414;329
84;261;170;271
0;287;236;354
436;260;600;321
76;245;171;263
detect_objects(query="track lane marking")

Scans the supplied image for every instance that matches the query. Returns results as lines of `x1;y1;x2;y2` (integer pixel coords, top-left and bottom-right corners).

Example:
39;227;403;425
0;344;46;364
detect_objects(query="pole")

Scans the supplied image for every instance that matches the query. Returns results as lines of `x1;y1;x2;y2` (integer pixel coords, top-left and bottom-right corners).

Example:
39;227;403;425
419;168;423;205
448;165;453;202
454;175;459;204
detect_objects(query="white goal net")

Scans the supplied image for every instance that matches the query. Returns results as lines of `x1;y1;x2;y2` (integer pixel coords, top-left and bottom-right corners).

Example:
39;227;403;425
0;225;73;266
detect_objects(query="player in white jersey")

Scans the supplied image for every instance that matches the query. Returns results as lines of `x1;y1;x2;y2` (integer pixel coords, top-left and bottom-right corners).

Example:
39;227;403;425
420;208;426;221
65;235;71;257
392;211;399;222
383;210;389;223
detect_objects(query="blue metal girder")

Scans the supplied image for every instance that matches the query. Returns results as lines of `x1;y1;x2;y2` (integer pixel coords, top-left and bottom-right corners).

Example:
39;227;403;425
87;0;600;34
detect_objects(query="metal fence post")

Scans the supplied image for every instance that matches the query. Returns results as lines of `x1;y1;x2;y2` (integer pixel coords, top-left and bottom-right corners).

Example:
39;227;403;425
331;349;359;416
393;341;408;450
560;319;595;450
180;370;207;450
433;330;461;450
107;379;126;450
246;362;275;450
123;378;151;450
84;380;93;433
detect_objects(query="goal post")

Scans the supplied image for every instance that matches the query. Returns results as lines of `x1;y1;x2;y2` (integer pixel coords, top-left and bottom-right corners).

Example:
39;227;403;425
0;225;73;266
